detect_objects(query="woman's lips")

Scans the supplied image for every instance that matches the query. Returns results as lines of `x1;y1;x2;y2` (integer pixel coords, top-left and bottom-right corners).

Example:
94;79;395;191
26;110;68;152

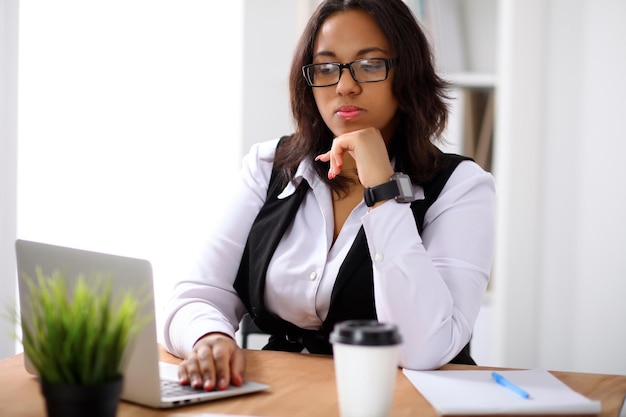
336;106;363;120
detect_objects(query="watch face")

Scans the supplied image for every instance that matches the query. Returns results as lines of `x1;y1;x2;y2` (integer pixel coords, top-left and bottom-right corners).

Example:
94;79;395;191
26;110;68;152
396;175;413;199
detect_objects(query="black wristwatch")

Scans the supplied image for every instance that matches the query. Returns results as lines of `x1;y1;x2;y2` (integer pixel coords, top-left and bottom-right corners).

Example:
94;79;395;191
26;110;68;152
363;173;415;207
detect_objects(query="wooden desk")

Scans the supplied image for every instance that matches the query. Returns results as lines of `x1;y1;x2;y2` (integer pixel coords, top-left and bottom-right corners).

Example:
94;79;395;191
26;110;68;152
0;347;625;417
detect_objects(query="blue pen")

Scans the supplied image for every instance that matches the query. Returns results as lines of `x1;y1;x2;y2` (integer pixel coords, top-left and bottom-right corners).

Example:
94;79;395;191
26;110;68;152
491;372;531;399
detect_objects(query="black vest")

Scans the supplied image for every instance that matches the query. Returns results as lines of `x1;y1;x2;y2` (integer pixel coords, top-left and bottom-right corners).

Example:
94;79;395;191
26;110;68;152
234;150;475;365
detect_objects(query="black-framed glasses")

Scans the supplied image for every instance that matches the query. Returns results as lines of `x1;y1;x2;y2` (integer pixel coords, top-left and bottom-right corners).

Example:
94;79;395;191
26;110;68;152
302;58;395;87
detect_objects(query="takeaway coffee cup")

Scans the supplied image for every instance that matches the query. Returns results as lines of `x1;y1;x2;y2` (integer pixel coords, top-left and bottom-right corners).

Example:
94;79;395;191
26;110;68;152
330;320;402;417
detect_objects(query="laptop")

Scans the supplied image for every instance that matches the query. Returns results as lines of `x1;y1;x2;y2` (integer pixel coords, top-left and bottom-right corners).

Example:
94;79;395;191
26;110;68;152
15;239;269;408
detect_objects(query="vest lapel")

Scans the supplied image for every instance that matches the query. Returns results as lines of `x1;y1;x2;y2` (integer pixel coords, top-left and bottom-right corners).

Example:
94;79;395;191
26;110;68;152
235;179;309;314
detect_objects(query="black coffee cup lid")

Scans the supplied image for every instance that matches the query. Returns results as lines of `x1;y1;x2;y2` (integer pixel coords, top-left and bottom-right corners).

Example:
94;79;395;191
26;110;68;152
330;320;402;346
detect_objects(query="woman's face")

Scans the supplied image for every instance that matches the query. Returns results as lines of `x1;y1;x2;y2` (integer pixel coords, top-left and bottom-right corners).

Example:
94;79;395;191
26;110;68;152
311;10;398;142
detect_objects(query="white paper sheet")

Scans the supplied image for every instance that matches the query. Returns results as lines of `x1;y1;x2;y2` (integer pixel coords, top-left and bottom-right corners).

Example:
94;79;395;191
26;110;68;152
402;368;601;415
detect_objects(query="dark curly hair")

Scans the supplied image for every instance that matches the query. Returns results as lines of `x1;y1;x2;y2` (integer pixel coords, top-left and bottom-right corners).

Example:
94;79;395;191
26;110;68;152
273;0;450;192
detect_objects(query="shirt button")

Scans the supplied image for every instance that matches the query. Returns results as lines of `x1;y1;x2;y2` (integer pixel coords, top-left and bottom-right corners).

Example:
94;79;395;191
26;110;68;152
374;253;384;262
309;271;317;281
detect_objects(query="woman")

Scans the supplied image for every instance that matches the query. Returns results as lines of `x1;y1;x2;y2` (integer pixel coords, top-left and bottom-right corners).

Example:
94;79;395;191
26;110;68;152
163;0;495;392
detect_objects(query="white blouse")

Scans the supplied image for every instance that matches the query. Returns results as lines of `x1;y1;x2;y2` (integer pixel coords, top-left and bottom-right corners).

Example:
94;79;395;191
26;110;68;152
163;138;496;370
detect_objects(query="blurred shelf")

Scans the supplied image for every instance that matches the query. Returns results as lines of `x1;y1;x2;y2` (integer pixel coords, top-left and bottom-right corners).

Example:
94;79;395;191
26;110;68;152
444;72;497;89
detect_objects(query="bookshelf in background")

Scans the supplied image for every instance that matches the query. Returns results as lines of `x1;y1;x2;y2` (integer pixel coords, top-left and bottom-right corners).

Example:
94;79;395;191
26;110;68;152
408;0;498;172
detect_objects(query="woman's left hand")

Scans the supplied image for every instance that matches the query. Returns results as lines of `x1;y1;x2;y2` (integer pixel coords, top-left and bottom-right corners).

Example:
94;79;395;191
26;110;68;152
315;127;394;188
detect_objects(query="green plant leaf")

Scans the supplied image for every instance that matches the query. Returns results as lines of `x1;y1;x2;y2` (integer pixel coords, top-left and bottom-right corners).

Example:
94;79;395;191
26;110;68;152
15;268;151;385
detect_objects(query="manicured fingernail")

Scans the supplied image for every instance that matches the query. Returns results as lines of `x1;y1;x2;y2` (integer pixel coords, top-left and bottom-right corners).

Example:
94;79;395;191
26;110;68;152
233;375;243;387
328;171;334;180
203;379;214;391
219;378;228;391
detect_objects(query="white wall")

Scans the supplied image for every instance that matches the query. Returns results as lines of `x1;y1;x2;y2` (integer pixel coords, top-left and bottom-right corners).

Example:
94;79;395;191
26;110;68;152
0;0;18;358
570;0;626;373
536;0;587;372
242;0;314;152
544;0;626;374
14;0;244;349
490;0;547;370
492;0;626;374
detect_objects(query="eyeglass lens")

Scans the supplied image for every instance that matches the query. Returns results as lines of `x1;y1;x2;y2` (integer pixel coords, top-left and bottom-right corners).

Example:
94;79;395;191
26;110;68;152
304;58;390;87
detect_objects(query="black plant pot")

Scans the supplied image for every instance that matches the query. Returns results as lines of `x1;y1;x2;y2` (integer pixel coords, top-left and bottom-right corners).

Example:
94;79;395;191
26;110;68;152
40;377;123;417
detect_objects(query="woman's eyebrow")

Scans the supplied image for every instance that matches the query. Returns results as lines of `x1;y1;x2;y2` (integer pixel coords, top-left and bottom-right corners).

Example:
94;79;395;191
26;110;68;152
313;46;390;60
356;46;389;55
313;51;336;59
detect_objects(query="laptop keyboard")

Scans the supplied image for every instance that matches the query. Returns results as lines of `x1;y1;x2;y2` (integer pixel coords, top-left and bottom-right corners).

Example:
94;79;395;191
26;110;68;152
161;379;210;397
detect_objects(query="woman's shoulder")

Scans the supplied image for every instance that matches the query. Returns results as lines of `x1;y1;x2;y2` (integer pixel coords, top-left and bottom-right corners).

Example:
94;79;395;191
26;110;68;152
454;158;493;178
245;138;281;161
444;157;495;194
239;138;284;190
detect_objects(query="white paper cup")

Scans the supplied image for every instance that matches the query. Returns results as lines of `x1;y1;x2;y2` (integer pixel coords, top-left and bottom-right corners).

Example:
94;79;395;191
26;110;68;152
330;320;402;417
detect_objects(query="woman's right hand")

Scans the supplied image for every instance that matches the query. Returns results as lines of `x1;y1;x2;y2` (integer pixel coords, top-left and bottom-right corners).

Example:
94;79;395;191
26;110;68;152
177;332;246;391
315;127;394;188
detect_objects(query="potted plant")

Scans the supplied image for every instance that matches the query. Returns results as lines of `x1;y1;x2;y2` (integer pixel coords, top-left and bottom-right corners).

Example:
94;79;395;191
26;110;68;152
17;267;149;417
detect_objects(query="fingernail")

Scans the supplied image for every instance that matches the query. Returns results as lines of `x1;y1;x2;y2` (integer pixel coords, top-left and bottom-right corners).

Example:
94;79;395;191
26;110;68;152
234;375;243;387
219;378;228;391
203;379;214;391
328;171;334;180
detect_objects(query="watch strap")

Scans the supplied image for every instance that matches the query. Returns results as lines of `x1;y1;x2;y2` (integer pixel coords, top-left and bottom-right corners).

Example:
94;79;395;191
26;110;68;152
364;180;400;207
